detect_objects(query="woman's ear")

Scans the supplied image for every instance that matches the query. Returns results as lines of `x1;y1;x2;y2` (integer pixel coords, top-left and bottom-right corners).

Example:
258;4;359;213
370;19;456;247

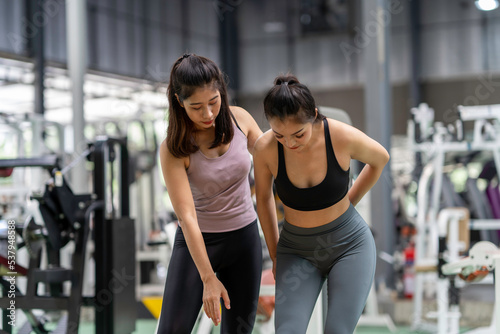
315;108;318;119
175;94;184;108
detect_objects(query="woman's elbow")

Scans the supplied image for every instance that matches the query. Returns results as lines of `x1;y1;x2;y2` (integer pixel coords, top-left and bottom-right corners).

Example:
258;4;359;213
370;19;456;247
382;149;390;165
371;149;390;172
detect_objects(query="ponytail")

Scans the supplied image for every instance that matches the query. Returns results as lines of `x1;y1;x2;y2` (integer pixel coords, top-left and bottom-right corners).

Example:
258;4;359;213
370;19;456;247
263;74;323;123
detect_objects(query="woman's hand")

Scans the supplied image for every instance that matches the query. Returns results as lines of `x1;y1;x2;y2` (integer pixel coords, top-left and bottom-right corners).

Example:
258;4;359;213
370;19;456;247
202;274;231;326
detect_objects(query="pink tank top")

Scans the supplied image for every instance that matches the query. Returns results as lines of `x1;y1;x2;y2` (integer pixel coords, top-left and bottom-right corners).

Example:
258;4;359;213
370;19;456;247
187;122;257;232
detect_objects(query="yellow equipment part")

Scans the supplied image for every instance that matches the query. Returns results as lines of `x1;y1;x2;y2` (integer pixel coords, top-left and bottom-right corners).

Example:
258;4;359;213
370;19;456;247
141;296;163;319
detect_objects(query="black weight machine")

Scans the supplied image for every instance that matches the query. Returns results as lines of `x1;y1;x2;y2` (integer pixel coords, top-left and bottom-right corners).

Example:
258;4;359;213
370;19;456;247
0;137;136;334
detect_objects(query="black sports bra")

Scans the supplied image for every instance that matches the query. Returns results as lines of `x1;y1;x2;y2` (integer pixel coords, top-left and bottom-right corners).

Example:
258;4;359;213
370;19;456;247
274;118;350;211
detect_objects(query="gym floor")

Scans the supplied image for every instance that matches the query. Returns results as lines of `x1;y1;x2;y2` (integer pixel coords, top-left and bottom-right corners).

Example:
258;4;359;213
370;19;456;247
74;323;415;334
77;320;157;333
8;287;493;334
6;319;477;333
73;322;414;334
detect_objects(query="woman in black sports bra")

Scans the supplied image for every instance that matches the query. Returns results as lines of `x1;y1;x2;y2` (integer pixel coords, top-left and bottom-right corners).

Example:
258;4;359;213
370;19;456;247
254;74;389;334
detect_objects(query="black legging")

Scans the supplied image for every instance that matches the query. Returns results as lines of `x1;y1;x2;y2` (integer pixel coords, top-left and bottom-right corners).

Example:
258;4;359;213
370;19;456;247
157;220;262;334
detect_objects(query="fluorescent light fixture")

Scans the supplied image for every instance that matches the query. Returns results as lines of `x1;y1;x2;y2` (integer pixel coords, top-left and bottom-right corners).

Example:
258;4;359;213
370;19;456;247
0;61;168;125
475;0;499;11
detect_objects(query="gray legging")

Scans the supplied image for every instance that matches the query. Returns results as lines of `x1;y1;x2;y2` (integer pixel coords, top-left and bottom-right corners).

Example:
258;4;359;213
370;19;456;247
275;204;376;334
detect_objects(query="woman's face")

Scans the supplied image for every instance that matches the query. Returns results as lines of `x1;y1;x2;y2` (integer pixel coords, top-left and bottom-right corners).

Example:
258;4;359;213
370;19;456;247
180;85;221;130
268;115;315;152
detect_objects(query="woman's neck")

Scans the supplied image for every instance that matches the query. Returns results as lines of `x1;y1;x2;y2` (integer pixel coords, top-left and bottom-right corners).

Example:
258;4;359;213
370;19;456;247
193;126;216;145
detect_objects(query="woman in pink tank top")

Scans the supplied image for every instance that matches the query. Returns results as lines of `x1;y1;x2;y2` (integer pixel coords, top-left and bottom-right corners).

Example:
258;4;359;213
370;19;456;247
156;54;263;334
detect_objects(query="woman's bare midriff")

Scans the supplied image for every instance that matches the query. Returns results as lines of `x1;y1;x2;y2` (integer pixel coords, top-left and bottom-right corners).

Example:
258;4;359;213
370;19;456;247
282;196;351;228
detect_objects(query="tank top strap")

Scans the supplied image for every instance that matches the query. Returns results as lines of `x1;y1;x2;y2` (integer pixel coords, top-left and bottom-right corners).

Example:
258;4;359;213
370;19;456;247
229;111;243;133
277;140;286;178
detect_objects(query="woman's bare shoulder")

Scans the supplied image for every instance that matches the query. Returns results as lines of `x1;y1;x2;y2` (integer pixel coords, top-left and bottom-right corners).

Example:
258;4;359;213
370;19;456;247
254;130;276;153
159;138;189;169
326;117;358;144
229;105;251;124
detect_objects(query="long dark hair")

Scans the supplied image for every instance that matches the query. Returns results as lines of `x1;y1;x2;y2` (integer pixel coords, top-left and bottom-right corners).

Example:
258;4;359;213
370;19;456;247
166;54;233;158
263;74;324;123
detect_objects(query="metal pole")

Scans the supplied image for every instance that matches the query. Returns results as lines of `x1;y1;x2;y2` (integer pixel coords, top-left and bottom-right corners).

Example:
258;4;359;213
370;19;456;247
66;0;88;193
218;3;239;101
181;0;190;52
409;0;421;108
362;0;395;288
26;0;46;192
409;0;423;167
92;139;111;334
26;0;46;116
286;0;296;72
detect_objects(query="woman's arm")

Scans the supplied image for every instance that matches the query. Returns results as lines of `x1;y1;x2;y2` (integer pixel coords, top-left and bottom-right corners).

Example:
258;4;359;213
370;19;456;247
253;134;280;275
159;140;230;326
230;106;263;154
339;123;390;206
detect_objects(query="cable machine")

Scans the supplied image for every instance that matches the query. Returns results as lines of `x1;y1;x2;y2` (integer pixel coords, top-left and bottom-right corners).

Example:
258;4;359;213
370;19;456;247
0;137;136;334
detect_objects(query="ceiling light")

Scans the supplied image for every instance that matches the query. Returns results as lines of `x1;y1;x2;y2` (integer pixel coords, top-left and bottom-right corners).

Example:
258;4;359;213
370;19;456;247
475;0;499;11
